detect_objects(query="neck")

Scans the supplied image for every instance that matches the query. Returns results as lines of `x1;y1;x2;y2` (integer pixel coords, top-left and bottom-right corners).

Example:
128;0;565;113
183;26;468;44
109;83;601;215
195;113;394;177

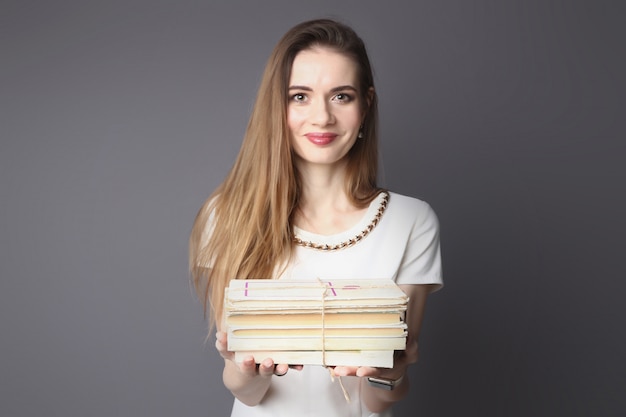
296;159;350;210
294;159;367;235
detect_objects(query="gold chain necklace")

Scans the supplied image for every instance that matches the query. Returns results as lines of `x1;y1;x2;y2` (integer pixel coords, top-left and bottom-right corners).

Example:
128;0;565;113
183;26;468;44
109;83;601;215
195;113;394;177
292;191;389;251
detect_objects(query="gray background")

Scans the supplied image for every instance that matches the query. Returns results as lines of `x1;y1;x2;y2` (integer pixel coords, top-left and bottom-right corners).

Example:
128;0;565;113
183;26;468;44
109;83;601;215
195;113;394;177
2;1;625;416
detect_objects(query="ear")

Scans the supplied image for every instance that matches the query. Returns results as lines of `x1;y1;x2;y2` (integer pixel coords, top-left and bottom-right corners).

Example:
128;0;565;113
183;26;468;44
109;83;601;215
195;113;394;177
366;86;375;108
362;86;375;123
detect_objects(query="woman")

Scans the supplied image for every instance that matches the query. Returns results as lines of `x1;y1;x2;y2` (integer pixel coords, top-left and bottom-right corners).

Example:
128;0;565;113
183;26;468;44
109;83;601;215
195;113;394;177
189;19;442;417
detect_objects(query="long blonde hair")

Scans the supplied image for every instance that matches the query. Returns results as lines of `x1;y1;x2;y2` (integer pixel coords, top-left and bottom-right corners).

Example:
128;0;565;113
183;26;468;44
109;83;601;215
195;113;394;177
189;19;381;329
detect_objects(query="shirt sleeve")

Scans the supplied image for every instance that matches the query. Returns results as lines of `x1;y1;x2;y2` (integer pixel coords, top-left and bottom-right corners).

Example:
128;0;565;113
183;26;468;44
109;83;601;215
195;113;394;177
394;200;443;290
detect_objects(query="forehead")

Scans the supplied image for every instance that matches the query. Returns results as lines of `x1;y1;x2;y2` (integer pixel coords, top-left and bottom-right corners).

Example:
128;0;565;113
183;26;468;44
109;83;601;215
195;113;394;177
289;47;359;87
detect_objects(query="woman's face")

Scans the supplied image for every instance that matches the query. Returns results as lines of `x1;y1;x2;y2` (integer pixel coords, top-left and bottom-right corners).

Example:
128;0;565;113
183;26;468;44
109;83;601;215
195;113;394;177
287;47;363;169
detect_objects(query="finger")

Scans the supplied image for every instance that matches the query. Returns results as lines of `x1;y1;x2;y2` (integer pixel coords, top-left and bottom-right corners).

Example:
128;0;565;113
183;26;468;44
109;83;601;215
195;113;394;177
355;366;378;378
239;355;260;377
215;332;234;360
274;363;289;376
332;366;359;377
215;334;225;350
257;358;275;377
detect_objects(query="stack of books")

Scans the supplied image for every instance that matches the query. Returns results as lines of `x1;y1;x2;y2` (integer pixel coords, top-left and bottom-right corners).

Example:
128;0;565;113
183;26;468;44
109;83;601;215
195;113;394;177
224;279;408;368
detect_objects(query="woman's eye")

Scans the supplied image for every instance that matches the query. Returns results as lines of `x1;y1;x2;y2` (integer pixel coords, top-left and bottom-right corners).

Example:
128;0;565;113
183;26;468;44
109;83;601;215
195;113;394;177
334;93;352;102
291;93;306;102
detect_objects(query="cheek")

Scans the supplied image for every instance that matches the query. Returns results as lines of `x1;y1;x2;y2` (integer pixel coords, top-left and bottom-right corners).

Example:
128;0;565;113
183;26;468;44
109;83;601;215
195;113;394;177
345;109;362;129
287;107;308;134
337;103;363;126
286;108;299;131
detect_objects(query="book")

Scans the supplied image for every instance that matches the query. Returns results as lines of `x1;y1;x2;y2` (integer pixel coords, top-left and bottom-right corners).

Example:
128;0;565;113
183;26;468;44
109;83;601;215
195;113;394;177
228;335;407;351
225;279;409;311
234;349;394;368
224;278;408;368
226;311;403;327
229;323;407;337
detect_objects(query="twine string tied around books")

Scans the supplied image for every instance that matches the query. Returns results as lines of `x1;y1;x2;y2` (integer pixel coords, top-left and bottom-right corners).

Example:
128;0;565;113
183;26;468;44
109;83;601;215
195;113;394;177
317;278;351;403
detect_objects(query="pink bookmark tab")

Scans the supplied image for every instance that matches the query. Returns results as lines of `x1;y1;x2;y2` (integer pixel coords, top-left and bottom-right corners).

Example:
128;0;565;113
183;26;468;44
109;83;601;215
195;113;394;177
327;281;337;297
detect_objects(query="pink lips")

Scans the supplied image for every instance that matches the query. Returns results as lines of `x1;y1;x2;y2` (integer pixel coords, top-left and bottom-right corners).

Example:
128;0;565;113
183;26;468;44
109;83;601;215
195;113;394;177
304;133;338;146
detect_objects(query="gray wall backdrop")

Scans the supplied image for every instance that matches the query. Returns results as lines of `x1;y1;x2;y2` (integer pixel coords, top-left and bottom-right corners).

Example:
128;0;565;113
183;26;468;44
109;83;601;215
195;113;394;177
2;1;624;416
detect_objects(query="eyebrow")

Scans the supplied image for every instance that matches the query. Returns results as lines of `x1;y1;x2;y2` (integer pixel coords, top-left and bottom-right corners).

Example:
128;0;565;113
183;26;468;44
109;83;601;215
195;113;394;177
288;85;358;93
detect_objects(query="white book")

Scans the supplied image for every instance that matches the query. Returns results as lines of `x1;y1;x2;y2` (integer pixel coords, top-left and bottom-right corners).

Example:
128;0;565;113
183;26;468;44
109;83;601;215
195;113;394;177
227;335;407;352
225;279;408;312
234;349;394;368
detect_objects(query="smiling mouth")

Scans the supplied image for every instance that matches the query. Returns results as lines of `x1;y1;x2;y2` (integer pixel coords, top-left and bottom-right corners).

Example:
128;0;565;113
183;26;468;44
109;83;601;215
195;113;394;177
304;133;338;145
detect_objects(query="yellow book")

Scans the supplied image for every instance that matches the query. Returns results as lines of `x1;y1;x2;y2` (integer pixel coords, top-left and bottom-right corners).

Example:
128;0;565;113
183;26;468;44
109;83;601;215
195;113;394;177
230;324;407;337
226;311;403;327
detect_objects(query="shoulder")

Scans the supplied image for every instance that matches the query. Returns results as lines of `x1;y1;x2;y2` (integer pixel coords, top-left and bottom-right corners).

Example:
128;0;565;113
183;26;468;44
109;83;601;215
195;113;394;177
386;191;438;226
387;191;431;209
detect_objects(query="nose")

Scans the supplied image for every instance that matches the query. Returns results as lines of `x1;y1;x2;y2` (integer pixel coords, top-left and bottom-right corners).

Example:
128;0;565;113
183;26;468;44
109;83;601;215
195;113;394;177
310;99;334;126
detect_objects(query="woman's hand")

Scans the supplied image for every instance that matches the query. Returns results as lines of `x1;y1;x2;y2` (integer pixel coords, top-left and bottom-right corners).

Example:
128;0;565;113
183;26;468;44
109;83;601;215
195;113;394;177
215;331;301;406
215;330;235;361
216;331;297;377
331;335;418;380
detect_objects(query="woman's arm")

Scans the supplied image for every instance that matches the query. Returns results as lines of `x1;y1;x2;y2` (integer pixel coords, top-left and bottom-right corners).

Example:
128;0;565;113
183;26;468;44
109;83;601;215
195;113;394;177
216;331;295;406
333;284;435;413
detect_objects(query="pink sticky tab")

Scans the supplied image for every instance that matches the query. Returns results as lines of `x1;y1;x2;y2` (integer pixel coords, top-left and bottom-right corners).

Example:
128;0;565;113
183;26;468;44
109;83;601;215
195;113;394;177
343;285;361;290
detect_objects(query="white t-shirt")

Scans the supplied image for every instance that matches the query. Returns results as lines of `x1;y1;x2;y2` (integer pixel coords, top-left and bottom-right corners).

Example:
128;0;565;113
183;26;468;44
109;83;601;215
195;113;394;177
229;191;443;417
